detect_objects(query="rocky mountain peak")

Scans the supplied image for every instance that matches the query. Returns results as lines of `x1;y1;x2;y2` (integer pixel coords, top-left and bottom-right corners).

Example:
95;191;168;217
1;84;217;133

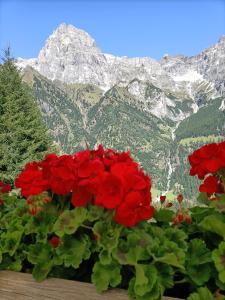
45;23;98;52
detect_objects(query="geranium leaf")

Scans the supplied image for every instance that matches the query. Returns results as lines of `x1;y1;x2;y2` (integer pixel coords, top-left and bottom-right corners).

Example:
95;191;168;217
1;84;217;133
185;239;211;286
1;229;24;256
134;264;157;296
187;287;214;300
200;214;225;239
93;221;121;252
27;243;52;265
32;261;53;282
87;205;105;222
187;239;212;265
99;249;112;265
212;241;225;283
128;276;162;300
165;227;188;250
56;234;91;269
153;241;185;269
154;209;174;223
187;264;211;286
91;261;121;293
53;207;87;237
155;263;174;290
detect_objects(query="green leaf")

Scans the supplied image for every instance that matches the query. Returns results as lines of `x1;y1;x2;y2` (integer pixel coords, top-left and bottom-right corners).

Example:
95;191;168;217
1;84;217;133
27;243;52;265
187;287;214;300
187;264;211;286
91;261;121;293
186;239;212;286
153;241;185;269
190;206;215;223
128;277;162;300
56;235;91;269
0;254;23;271
93;220;121;252
1;229;24;256
99;249;112;265
87;205;105;222
134;264;157;297
155;263;174;290
187;239;212;266
165;227;187;250
212;241;225;283
53;207;87;237
197;192;210;205
186;239;211;286
154;209;174;223
32;261;53;282
113;231;151;265
200;214;225;239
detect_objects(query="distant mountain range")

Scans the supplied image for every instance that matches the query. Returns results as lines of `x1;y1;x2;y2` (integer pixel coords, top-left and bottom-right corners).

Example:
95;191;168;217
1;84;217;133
16;24;225;198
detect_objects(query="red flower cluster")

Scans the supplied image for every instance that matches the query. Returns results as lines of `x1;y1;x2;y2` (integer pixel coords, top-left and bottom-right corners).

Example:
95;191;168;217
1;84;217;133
15;146;154;227
189;141;225;196
189;142;225;179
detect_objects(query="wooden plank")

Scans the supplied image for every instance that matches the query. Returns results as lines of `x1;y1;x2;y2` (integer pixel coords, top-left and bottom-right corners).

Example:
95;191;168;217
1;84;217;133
0;271;182;300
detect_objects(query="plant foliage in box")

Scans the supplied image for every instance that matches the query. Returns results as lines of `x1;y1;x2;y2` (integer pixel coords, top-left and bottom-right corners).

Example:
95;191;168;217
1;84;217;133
0;143;225;299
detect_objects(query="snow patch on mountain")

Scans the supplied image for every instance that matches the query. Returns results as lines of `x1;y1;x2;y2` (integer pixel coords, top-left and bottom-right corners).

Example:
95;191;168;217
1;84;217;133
173;70;203;82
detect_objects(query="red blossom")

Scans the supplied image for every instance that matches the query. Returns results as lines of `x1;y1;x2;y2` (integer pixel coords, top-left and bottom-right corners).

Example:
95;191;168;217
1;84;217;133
15;162;49;198
14;146;155;228
199;175;224;194
188;142;225;179
43;154;77;195
114;191;154;227
95;173;124;209
71;186;93;207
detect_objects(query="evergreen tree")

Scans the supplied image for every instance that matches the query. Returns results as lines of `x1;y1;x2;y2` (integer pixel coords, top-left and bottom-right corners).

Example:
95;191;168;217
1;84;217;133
0;48;56;183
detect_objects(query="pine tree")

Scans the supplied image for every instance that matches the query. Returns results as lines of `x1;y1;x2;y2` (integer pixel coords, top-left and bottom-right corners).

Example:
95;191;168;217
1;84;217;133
0;48;56;183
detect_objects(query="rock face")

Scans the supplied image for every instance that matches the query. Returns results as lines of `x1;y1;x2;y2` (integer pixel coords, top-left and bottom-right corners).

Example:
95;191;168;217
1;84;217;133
16;23;225;120
16;24;225;198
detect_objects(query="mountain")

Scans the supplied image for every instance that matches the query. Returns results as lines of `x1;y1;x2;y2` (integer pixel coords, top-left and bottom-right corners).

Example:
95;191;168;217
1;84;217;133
16;24;225;199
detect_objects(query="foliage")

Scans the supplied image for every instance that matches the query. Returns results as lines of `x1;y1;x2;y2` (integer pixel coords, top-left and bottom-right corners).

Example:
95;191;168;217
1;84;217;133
0;143;225;299
0;50;56;183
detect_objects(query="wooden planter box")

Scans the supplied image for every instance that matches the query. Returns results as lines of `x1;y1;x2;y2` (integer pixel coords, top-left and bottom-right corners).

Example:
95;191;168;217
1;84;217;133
0;271;182;300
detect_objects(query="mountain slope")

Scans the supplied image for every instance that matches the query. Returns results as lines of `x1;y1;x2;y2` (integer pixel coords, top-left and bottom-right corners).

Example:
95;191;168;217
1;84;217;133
17;23;225;199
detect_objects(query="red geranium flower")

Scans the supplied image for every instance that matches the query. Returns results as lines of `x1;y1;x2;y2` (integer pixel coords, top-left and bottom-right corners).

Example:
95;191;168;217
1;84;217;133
15;162;49;198
199;175;224;194
95;173;124;209
71;185;93;207
188;142;224;179
114;191;154;227
43;154;77;195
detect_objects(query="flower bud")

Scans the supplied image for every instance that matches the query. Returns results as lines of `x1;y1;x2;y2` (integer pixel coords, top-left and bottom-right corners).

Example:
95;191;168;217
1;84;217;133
160;195;166;203
185;215;192;224
177;193;183;203
178;213;184;222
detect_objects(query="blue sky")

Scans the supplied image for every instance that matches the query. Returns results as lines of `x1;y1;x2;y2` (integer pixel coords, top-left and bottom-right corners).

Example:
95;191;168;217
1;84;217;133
0;0;224;60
